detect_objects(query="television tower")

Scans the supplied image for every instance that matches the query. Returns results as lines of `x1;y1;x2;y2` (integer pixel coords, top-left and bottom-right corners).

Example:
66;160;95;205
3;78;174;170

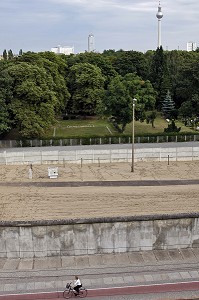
88;33;95;52
156;1;163;48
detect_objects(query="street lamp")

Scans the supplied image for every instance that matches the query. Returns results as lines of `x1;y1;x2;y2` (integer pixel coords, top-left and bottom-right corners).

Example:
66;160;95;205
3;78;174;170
131;98;137;172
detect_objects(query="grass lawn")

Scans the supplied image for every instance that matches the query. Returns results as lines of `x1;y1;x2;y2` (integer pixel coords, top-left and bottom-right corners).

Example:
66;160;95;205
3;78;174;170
45;119;118;138
44;114;197;139
3;114;197;140
125;116;191;136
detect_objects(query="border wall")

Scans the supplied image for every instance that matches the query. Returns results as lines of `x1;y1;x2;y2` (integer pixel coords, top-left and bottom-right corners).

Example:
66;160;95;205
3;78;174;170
0;214;199;258
0;145;199;165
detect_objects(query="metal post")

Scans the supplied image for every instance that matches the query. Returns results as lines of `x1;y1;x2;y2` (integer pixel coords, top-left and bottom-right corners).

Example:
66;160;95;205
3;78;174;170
131;98;137;172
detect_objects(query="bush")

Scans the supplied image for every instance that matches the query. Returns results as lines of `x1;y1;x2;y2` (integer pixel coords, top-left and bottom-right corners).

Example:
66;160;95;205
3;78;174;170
164;120;181;133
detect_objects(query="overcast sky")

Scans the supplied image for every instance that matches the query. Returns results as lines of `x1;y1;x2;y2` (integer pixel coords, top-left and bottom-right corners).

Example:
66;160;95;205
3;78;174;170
0;0;198;54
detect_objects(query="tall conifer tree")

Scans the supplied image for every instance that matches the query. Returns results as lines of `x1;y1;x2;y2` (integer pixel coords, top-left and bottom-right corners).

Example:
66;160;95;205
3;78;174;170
162;90;175;118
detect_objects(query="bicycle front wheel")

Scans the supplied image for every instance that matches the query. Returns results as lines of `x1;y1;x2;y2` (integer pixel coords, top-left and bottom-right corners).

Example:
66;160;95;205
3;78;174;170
79;288;87;298
63;289;73;299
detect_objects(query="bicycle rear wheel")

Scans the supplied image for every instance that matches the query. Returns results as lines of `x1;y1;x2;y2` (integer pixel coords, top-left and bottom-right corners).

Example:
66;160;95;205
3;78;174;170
79;288;87;298
63;289;73;299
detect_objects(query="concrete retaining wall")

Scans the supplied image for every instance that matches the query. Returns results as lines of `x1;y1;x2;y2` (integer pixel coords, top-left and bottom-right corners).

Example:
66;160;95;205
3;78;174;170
0;146;199;165
1;216;199;258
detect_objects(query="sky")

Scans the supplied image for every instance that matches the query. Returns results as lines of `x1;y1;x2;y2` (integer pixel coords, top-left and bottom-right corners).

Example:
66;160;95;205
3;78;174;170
0;0;199;55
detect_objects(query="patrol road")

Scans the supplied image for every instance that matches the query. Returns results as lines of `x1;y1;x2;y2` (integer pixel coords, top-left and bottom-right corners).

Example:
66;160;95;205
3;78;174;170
0;141;198;153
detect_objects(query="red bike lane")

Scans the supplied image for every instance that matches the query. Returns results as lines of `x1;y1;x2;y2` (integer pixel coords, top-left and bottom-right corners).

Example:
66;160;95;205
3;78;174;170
1;281;199;300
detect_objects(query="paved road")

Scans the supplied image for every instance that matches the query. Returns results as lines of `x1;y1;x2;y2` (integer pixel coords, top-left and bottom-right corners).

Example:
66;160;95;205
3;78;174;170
1;141;199;153
1;249;199;299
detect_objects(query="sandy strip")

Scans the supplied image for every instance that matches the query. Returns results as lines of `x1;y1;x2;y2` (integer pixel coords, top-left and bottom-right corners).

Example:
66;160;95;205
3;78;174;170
0;161;199;221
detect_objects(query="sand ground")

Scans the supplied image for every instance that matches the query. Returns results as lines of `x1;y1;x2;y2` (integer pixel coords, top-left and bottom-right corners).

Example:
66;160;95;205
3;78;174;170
0;161;199;222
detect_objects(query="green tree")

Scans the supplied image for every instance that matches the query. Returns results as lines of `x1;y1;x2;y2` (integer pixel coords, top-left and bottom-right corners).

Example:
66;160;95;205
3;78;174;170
175;56;199;106
179;94;199;128
122;73;157;122
164;120;181;132
104;75;132;133
0;94;11;135
150;46;170;109
165;50;183;107
18;51;70;114
7;62;59;137
110;50;150;79
67;63;105;116
146;111;157;128
161;90;175;118
3;49;7;60
65;51;117;89
8;49;14;60
0;63;14;134
179;101;193;120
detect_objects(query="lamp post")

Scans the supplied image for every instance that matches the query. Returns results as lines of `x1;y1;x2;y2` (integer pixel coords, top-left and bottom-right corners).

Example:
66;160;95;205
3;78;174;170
131;98;137;172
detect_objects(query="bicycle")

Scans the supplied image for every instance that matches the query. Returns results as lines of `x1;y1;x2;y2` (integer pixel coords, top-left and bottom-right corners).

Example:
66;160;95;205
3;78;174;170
63;282;88;298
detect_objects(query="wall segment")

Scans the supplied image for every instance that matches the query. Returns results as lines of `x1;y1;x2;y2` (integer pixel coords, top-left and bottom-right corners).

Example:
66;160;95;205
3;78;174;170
0;145;199;165
0;215;199;258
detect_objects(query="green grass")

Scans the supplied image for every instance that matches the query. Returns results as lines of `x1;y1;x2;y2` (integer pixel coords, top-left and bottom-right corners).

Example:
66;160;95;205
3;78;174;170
3;114;198;140
125;116;192;136
44;114;197;139
44;119;118;138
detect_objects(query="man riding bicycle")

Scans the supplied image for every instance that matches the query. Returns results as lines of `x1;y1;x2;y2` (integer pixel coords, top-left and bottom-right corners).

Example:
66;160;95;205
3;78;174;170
63;276;87;298
73;275;82;295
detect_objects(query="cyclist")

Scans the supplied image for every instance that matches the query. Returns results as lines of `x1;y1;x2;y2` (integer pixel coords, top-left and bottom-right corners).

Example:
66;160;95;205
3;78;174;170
73;275;82;295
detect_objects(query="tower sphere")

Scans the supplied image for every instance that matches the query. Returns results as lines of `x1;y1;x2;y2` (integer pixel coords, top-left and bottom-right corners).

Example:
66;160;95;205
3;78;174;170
156;3;163;19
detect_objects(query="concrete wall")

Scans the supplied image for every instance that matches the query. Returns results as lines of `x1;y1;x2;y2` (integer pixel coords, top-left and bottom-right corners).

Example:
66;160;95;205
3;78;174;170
0;146;199;165
1;216;199;258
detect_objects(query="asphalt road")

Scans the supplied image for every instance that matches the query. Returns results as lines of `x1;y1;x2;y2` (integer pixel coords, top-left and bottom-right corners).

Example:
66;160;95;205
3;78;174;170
1;141;199;153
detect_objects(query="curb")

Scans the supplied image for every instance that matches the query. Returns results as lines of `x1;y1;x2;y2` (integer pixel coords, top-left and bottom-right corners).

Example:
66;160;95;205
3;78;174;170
1;281;199;299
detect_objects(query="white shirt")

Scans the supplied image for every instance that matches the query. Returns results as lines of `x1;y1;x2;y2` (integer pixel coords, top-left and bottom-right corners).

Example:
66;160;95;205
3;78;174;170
74;278;81;286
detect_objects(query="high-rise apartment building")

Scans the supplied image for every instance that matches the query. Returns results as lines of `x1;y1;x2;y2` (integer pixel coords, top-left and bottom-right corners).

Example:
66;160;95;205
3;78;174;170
187;42;197;52
88;34;95;52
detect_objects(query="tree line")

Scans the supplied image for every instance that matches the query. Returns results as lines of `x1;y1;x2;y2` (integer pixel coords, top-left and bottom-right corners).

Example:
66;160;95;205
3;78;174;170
0;47;199;138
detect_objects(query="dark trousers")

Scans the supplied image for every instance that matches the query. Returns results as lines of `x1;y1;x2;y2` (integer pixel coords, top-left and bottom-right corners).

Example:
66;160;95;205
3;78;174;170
74;284;82;294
